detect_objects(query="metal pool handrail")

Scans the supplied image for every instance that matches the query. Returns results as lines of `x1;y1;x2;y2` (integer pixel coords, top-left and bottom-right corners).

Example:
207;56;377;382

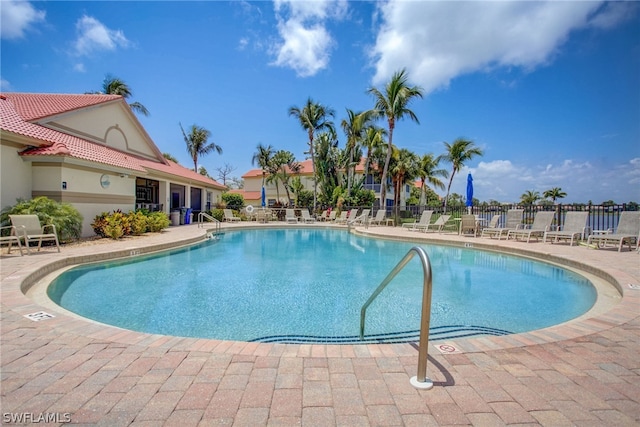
360;246;434;389
198;212;221;235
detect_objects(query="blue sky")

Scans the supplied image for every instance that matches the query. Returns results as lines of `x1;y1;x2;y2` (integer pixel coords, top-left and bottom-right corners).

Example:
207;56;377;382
2;0;639;204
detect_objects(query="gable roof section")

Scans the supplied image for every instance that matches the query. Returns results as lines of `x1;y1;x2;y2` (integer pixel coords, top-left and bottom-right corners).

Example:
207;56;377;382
1;93;225;189
228;189;261;200
242;158;367;178
3;92;122;121
140;158;226;189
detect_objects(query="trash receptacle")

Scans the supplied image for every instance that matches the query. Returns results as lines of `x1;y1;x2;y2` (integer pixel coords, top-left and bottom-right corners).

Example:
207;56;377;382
170;210;180;226
179;207;187;225
185;208;192;225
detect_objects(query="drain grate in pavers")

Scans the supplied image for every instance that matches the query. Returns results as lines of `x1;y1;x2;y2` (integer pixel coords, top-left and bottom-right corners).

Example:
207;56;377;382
434;343;461;354
24;311;55;321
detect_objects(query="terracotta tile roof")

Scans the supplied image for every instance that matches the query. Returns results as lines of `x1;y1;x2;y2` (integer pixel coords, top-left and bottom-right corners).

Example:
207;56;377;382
228;189;261;200
3;92;121;121
0;93;225;188
0;94;63;147
242;168;264;178
241;159;316;178
242;158;368;179
140;158;225;189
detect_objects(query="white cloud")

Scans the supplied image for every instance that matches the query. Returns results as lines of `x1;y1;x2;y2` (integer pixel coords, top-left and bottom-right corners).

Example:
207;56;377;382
238;37;249;51
370;1;630;93
617;157;640;186
588;1;639;29
0;0;45;39
73;15;130;57
0;78;12;91
270;0;347;77
73;63;86;73
446;158;638;204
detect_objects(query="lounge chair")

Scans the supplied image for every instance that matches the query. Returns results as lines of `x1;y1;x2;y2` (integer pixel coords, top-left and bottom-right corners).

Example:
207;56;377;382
369;210;387;226
9;214;60;254
345;209;359;223
255;209;269;223
333;211;348;224
402;210;433;231
350;209;371;225
301;209;316;223
459;214;478;237
318;210;328;221
424;214;451;233
479;214;501;238
481;210;524;239
507;211;555;243
328;211;337;222
285;209;298;223
336;209;358;225
543;211;589;246
223;209;240;222
586;211;640;252
0;225;24;256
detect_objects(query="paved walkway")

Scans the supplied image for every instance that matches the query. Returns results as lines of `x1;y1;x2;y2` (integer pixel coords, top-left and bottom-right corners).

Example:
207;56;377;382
1;222;638;426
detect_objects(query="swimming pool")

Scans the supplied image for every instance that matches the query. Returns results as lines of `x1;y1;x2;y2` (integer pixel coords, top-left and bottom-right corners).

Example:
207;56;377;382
47;228;597;344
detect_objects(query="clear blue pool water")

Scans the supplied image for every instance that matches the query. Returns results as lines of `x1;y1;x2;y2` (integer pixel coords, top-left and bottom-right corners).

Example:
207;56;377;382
48;228;596;344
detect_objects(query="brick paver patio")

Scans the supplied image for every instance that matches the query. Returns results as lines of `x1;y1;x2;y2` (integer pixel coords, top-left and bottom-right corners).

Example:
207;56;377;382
1;222;638;426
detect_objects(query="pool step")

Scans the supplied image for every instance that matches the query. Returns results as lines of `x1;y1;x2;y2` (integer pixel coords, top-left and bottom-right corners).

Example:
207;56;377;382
249;325;513;345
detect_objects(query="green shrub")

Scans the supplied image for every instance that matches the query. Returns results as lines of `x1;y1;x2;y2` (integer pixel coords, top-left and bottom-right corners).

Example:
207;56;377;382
103;216;125;239
111;211;131;236
146;212;170;232
209;208;224;222
1;196;83;242
93;210;170;237
91;212;110;238
92;210;130;239
221;193;244;211
296;189;313;207
128;211;148;235
352;189;376;207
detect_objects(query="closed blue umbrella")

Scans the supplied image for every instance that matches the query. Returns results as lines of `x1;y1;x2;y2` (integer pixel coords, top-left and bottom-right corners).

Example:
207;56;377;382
466;173;473;213
261;186;266;207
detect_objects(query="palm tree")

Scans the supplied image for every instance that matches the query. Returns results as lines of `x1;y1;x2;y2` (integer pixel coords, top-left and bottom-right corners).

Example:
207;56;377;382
520;190;541;205
314;131;340;206
362;125;387;180
390;148;419;220
367;68;423;209
97;74;149;116
266;150;300;205
162;152;178;163
289;98;335;209
341;109;375;194
416;153;448;207
180;122;223;172
438;138;483;213
252;143;274;194
543;187;567;204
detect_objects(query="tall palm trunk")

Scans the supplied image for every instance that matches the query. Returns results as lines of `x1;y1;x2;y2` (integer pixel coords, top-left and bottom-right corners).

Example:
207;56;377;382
308;130;317;209
379;122;394;210
443;174;454;213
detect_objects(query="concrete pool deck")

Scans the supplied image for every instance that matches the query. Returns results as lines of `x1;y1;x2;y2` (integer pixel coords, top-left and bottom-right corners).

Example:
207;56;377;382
1;222;638;426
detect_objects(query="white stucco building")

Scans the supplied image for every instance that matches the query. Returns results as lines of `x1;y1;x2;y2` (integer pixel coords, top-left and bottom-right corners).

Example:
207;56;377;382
0;93;226;236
